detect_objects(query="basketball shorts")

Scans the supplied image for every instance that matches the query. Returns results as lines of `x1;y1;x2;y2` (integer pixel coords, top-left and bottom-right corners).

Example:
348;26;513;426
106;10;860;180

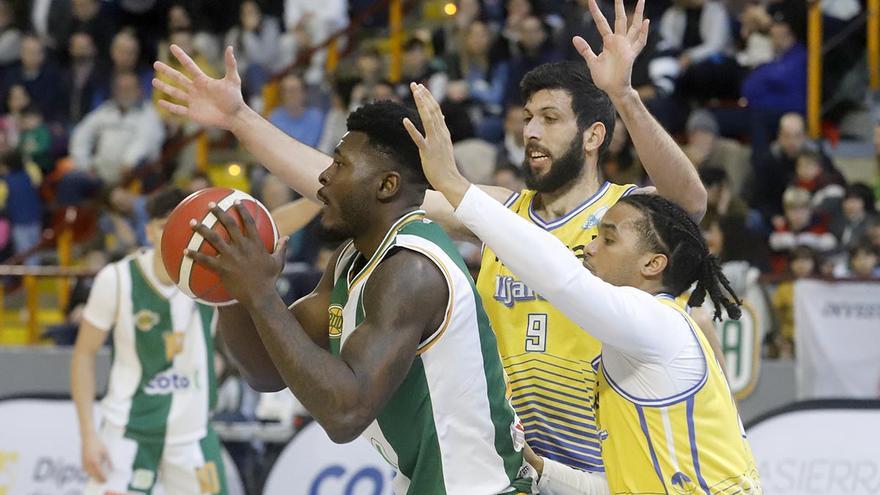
83;423;228;495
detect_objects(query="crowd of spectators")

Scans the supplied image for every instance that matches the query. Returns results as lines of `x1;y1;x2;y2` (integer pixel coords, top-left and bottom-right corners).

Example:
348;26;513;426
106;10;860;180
0;0;878;360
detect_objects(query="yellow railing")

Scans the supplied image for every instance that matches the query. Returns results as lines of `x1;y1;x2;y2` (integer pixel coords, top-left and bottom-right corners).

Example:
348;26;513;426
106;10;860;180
869;0;879;90
807;1;822;139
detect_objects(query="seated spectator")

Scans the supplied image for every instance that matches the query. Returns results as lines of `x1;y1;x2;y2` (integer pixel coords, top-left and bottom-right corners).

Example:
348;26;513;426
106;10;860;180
830;184;877;249
50;0;119;61
317;78;353;154
751;113;840;220
601;116;644;186
736;3;773;69
504;16;563;104
769;186;836;273
495;104;525;170
395;37;448;104
846;240;880;280
282;0;349;84
558;0;612;61
699;166;753;230
348;47;385;110
657;0;740;102
792;149;844;209
742;11;806;156
65;31;106;124
166;3;221;67
445;20;509;141
19;104;52;173
683;109;751;196
770;245;815;358
224;0;283;99
0;148;42;265
64;72;164;203
4;34;66;123
91;30;154;108
0;83;30;146
268;73;325;148
100;185;149;251
0;0;21;68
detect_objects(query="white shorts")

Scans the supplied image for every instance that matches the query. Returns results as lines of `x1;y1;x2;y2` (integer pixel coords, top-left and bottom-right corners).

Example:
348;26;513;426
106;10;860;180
83;423;227;495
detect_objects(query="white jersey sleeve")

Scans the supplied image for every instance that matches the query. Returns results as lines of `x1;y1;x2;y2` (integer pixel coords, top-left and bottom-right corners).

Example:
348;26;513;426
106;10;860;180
82;263;120;332
538;458;610;495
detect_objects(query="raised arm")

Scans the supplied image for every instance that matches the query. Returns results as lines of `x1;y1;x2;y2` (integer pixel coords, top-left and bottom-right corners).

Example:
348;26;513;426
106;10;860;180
187;202;447;443
577;0;707;221
153;45;329;201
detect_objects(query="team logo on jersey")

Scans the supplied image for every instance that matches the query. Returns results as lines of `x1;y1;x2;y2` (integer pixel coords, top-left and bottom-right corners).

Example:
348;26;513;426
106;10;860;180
196;462;221;494
328;304;343;338
493;276;544;308
582;206;610;230
671;472;696;494
163;332;185;361
131;469;155;490
134;310;160;332
713;302;761;400
144;371;192;394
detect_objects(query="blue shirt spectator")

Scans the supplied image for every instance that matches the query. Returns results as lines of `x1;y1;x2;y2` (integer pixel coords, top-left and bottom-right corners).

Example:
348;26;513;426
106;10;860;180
268;73;326;147
742;20;807;114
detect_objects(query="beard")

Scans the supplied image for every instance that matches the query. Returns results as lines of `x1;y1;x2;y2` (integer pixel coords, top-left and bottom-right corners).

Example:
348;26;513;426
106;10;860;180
523;133;586;193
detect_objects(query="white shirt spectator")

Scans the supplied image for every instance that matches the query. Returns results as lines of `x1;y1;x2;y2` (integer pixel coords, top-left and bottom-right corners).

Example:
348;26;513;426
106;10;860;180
659;0;731;63
69;100;164;184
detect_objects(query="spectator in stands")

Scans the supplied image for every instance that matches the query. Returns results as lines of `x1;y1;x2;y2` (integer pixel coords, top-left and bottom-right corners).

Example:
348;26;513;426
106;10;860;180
752;113;838;220
349;47;385;110
501;0;537;50
50;0;119;61
4;34;66;122
98;185;149;255
446;20;509;141
504;15;563;104
683;109;751;197
395;37;448;104
769;186;836;273
19;104;52;173
0;0;21;68
830;184;877;250
65;31;105;124
601;115;644;186
370;80;399;102
495;103;525;170
225;0;283;99
875;122;880;196
166;3;221;66
741;10;807;157
269;73;325;148
658;0;739;102
282;0;348;84
558;0;611;61
847;240;880;280
699;166;752;230
65;72;164;201
0;83;29;146
317;78;353;154
792;149;844;209
493;163;525;192
771;245;816;358
92;30;154;108
0;148;42;265
736;3;773;69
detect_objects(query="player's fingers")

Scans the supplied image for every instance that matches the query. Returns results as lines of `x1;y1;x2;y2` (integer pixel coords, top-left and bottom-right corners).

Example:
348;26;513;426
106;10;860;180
157;99;189;117
614;0;626;34
630;0;645;34
152;77;189;102
190;219;230;253
224;46;241;85
403;117;427;149
185;249;222;271
636;19;650;51
233;201;260;240
170;44;207;80
153;60;193;88
412;84;440;137
419;84;451;140
589;0;613;37
271;236;289;268
572;36;598;64
209;204;245;244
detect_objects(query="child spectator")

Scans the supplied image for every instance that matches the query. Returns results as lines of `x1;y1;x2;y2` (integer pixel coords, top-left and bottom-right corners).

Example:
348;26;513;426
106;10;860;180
792;149;844;209
768;186;836;273
0;148;43;265
830;183;877;249
847;241;880;280
771;245;816;358
0;84;30;147
19;104;52;174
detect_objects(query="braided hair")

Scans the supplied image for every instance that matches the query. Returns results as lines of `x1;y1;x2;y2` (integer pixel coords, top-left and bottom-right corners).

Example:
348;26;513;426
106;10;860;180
618;194;742;321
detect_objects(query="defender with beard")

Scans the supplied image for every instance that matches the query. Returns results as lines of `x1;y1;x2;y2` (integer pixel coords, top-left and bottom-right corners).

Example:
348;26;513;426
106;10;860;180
152;0;706;484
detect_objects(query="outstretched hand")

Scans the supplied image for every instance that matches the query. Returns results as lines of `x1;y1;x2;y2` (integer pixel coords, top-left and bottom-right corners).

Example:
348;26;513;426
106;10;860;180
573;0;649;99
153;45;247;131
402;83;471;208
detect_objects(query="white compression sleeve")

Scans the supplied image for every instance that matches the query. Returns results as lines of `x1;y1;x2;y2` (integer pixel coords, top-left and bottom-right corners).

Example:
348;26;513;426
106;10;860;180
454;185;689;360
538;458;610;495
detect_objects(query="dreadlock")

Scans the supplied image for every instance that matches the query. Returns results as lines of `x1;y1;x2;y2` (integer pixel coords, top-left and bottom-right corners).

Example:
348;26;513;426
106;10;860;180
619;194;742;321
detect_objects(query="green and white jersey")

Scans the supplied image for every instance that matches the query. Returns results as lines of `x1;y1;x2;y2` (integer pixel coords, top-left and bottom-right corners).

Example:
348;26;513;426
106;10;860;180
328;211;531;495
82;249;218;445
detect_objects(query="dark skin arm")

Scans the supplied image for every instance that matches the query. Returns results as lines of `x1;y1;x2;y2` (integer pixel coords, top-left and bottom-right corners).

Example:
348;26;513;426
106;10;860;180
189;203;448;443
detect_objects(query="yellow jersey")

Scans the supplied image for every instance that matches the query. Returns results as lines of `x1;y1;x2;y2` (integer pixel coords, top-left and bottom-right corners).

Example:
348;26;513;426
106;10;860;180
596;296;761;494
476;181;637;472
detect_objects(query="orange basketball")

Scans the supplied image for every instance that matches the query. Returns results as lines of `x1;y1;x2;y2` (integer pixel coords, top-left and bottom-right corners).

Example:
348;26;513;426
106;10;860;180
161;187;279;306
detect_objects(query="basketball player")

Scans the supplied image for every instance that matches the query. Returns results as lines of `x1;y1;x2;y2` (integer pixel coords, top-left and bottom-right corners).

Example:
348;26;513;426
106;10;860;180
185;102;534;494
406;83;762;494
71;187;228;495
151;0;707;481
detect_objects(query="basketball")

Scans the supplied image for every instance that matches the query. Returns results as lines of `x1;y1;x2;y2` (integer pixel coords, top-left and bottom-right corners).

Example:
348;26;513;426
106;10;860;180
161;187;279;306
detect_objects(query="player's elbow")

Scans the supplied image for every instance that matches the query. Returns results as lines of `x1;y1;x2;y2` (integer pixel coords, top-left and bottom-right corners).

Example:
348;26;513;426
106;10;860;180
320;409;372;444
684;184;708;223
240;370;287;393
